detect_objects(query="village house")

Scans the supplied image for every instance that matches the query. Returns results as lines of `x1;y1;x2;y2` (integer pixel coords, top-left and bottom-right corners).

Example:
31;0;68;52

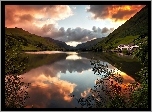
116;44;139;51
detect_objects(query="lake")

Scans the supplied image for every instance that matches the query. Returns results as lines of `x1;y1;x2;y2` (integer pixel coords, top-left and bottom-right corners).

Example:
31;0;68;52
10;51;142;108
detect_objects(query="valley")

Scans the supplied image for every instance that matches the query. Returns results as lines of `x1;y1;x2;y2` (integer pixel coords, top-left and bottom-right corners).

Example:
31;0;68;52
4;4;149;109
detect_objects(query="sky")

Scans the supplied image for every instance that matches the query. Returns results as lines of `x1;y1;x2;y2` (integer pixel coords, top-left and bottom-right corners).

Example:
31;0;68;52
5;5;145;47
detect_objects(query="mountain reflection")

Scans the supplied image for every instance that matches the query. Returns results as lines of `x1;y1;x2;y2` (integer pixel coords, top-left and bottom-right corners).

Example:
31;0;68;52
19;52;140;108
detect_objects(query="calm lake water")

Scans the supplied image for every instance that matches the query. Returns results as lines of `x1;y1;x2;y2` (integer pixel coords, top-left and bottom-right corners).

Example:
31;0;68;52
18;51;142;108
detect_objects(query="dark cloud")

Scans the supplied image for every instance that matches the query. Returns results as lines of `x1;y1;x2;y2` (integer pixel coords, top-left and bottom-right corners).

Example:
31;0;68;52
87;5;111;19
101;27;109;33
92;26;97;32
87;5;145;21
47;26;114;42
44;26;98;43
39;25;114;43
112;9;137;21
101;27;114;33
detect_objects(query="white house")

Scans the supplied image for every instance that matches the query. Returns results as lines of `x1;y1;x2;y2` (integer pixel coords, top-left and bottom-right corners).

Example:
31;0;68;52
117;44;139;51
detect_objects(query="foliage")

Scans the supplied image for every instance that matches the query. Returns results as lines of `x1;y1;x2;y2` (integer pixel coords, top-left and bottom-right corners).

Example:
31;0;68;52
129;34;149;108
133;36;148;67
5;34;28;75
5;75;30;108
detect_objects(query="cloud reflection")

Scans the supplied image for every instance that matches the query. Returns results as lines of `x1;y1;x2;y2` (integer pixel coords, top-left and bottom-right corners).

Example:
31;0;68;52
81;88;91;98
66;54;82;60
22;70;77;108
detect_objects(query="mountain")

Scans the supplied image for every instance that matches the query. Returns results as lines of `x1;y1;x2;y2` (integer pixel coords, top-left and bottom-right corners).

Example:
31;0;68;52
75;38;105;51
94;5;148;51
44;37;75;51
5;27;65;51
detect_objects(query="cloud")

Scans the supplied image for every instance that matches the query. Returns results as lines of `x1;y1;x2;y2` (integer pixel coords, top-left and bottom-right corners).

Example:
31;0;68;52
87;5;145;21
72;6;76;9
101;27;109;33
92;26;97;32
101;27;114;33
40;26;106;43
92;26;114;37
110;28;114;31
5;5;73;28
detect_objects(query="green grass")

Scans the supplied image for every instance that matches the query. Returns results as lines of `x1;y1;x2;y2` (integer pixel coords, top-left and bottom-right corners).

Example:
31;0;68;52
22;44;39;51
113;35;139;47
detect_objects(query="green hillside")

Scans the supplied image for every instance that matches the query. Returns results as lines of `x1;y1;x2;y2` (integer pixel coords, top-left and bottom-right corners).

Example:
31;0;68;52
5;27;65;51
94;5;148;51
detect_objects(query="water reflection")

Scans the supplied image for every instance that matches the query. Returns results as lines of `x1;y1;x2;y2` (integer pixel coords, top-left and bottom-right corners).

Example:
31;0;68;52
23;73;76;108
20;52;140;108
66;54;82;60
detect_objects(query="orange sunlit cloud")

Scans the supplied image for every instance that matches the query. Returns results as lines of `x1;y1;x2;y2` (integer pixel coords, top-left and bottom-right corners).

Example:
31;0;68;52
87;5;145;22
5;5;73;27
